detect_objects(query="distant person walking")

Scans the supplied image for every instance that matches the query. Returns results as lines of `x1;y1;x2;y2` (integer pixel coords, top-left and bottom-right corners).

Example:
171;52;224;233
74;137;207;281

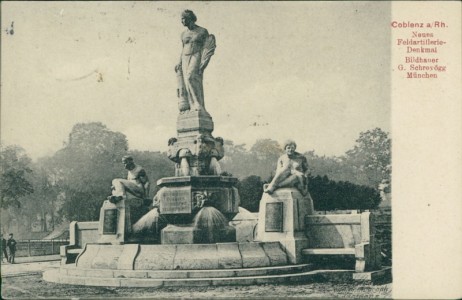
7;233;17;264
1;234;8;263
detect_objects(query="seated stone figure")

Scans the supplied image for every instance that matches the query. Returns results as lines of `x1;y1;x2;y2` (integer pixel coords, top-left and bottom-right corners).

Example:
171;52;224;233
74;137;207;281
264;140;309;195
108;156;150;203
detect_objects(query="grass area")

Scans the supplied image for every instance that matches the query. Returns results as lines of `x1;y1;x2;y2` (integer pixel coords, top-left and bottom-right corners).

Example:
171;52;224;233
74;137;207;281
1;274;391;299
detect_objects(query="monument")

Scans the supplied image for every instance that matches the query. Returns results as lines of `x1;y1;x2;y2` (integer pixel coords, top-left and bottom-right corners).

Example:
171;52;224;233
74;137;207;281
95;9;238;246
257;140;314;264
157;9;238;244
45;10;386;287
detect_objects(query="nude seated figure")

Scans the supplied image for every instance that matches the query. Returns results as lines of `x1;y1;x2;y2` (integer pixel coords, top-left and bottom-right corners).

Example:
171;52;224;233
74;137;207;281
264;140;309;196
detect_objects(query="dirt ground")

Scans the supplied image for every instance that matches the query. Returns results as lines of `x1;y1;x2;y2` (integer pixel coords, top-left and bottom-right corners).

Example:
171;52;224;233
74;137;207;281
1;274;391;299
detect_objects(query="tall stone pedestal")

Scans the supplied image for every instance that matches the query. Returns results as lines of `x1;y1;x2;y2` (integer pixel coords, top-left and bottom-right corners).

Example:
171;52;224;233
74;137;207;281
157;176;240;222
168;110;224;177
256;188;314;264
97;195;148;245
156;176;240;244
176;109;214;137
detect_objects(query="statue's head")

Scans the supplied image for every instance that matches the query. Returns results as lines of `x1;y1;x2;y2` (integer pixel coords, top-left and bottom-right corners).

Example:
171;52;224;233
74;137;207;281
181;9;197;24
122;155;135;170
283;139;297;150
168;137;177;146
283;139;297;156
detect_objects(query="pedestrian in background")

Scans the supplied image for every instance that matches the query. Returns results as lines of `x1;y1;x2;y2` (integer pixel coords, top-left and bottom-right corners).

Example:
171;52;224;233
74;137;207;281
7;233;16;264
1;234;8;263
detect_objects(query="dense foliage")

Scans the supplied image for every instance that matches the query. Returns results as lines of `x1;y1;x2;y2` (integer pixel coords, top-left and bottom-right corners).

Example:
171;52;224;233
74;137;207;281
237;176;264;212
0;145;34;209
308;175;381;211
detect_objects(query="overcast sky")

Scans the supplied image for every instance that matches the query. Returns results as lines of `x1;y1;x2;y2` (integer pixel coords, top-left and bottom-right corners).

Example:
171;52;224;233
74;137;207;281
1;1;390;160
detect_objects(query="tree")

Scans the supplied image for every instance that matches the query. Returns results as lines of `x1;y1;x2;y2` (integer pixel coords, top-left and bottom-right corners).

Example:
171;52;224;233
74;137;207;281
250;139;282;161
220;141;253;178
344;128;391;188
0;144;34;209
239;139;282;180
220;139;284;180
21;164;60;232
48;122;129;221
237;175;264;212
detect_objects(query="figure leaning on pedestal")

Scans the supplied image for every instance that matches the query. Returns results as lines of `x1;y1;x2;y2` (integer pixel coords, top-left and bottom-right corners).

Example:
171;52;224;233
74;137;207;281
108;156;150;203
264;140;309;196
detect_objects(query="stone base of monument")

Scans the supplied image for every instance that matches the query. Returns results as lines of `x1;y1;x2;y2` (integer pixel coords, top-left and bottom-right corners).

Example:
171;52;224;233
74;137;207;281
97;195;150;245
45;239;391;287
161;224;236;244
45;241;348;287
45;260;392;287
255;188;314;264
73;242;288;271
97;199;129;245
155;176;240;244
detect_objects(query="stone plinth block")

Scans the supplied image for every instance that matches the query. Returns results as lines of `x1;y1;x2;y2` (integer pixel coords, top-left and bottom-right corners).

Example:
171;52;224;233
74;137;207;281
161;225;201;244
256;188;314;264
174;244;219;269
76;244;130;270
76;244;100;268
279;233;310;265
98;200;126;245
134;245;176;270
177;110;214;136
91;244;124;270
261;242;288;266
117;244;140;270
97;196;147;245
230;207;259;243
238;242;270;268
161;224;236;244
216;243;243;269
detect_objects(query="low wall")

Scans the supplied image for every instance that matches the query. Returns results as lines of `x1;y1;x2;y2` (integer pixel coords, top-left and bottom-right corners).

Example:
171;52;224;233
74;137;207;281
63;209;391;266
69;221;99;247
313;209;392;266
13;239;69;257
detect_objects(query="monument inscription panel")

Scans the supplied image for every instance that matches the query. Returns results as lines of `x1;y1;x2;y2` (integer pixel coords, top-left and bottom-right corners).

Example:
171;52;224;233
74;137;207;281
103;209;118;234
265;202;284;232
160;187;192;214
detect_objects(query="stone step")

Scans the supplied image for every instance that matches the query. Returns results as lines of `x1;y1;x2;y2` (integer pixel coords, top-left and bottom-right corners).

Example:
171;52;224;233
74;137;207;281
67;248;82;255
76;242;290;270
59;263;314;280
44;267;355;287
302;248;356;255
